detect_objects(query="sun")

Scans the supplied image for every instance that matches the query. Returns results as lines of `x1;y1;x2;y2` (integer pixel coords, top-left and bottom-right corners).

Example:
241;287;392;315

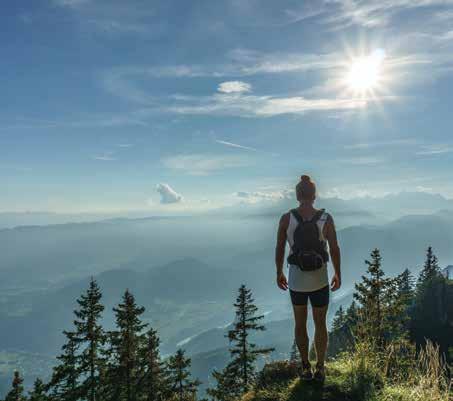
345;49;386;94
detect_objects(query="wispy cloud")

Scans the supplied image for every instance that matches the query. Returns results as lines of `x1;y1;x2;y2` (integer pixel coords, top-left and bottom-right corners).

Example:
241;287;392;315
322;0;453;29
215;140;258;152
92;152;116;161
162;154;252;175
163;93;367;118
339;156;385;165
344;138;417;150
416;144;453;155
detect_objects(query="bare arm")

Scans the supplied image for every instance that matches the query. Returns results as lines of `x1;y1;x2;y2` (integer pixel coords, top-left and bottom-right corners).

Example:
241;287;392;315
325;215;342;291
275;213;289;290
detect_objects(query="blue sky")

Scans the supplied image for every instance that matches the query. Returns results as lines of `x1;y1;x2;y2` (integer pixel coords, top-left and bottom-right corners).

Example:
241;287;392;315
2;0;453;213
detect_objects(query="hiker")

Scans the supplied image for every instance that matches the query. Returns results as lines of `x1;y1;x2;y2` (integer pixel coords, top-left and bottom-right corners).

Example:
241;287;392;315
275;175;341;382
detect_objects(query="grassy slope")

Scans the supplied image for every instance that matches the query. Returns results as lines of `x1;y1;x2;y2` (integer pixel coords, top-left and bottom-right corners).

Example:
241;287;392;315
243;363;355;401
242;360;452;401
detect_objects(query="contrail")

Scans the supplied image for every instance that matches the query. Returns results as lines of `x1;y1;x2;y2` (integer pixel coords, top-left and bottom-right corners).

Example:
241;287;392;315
215;139;258;152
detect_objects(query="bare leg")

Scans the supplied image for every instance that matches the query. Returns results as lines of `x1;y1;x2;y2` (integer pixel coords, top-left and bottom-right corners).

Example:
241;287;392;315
292;304;309;364
312;306;328;367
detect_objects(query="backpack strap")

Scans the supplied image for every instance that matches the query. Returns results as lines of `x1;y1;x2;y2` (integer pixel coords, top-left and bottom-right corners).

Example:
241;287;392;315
290;209;303;224
310;209;326;223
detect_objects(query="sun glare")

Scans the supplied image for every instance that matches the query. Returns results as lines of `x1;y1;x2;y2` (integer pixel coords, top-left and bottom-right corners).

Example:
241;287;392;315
345;49;386;94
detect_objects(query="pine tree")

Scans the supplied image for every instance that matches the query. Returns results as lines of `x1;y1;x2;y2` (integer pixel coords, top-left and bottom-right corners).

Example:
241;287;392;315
138;328;169;401
354;249;403;348
226;285;274;393
412;247;448;346
417;246;441;287
72;278;106;401
4;371;26;401
354;249;387;346
48;335;79;401
396;268;415;307
331;306;346;332
106;290;147;401
289;339;301;365
206;363;241;401
29;378;48;401
345;300;359;326
167;349;200;401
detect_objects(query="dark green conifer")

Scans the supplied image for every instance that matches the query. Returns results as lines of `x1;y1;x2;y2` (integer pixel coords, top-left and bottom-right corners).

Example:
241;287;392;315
107;290;147;401
29;378;48;401
417;246;441;287
331;306;346;332
4;371;26;401
167;349;200;401
138;328;169;401
354;249;406;348
207;363;241;401
48;335;79;401
72;278;106;401
289;339;301;365
225;285;274;393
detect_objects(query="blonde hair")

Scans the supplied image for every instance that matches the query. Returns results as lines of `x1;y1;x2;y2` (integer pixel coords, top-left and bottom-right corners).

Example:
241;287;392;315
296;175;316;201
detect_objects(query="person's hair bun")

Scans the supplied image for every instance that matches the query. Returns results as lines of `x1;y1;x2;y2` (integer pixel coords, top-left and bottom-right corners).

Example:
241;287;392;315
300;175;311;183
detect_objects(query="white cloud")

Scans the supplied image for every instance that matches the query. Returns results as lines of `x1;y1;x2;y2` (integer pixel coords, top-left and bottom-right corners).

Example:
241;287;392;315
218;81;252;93
234;190;293;203
156;183;183;204
162;154;251;175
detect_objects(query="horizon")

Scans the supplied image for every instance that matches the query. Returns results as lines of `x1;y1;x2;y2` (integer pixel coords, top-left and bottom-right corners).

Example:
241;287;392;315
2;0;453;213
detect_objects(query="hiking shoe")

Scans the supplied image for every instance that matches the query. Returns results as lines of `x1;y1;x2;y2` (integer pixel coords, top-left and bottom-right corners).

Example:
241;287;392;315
313;364;326;382
299;362;313;381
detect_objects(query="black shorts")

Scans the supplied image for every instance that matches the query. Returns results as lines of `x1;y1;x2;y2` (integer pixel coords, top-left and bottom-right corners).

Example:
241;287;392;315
289;285;330;307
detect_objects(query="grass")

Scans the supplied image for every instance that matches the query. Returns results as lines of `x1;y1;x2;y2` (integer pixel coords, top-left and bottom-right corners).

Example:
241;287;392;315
242;341;452;401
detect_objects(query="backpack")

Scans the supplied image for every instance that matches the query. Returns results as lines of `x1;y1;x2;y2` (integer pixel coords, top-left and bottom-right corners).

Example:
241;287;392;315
287;208;329;271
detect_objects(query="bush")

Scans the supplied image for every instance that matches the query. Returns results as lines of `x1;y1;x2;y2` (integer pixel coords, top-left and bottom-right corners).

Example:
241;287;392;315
255;361;299;389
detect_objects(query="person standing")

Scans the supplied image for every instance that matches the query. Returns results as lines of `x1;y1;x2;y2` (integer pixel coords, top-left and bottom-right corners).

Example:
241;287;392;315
274;175;341;381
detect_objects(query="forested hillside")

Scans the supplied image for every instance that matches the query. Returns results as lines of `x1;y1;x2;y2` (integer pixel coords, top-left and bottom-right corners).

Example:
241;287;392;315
1;247;451;401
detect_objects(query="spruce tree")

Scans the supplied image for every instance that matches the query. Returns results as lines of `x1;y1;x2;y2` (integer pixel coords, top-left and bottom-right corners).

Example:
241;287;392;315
72;278;106;401
106;290;147;401
138;328;169;401
167;349;200;401
331;306;346;332
226;285;274;393
207;363;241;401
4;371;26;401
417;246;440;287
48;335;79;401
29;378;48;401
289;339;301;365
412;247;448;345
345;300;359;328
354;249;393;348
396;268;415;307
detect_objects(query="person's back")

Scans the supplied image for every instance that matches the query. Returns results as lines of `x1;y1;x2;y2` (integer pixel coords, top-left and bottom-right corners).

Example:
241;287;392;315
274;175;341;382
